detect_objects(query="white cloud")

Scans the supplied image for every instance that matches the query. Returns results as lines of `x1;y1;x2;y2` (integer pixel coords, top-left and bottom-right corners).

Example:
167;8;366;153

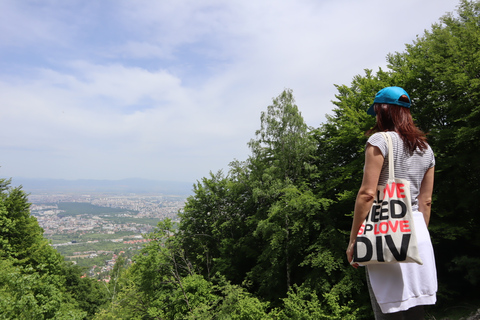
0;0;459;182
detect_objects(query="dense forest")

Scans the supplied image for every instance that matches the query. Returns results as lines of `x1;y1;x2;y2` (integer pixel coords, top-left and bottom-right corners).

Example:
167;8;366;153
1;1;480;319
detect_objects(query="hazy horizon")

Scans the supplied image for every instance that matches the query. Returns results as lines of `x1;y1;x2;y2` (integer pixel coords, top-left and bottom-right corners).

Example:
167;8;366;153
8;176;195;196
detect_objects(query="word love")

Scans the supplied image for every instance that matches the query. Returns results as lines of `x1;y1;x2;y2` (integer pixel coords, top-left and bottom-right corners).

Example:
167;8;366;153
358;220;411;236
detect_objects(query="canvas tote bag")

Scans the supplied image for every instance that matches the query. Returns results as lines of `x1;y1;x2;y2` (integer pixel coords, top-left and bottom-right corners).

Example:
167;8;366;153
353;132;423;265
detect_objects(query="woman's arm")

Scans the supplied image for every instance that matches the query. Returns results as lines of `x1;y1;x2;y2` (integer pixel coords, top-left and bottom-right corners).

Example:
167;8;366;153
346;143;384;267
418;167;435;226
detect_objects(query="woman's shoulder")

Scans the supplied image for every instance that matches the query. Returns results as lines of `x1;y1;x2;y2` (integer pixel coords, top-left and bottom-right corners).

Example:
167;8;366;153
366;132;389;157
367;131;388;141
367;131;393;146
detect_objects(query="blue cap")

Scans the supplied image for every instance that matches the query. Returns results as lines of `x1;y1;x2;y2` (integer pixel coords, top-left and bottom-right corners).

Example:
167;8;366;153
367;86;411;116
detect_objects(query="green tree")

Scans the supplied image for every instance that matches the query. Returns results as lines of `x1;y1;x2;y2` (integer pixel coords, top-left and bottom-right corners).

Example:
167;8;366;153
248;89;316;183
63;264;109;317
180;170;258;284
0;178;108;319
271;284;358;320
94;219;272;320
0;179;64;274
0;253;88;320
244;89;323;300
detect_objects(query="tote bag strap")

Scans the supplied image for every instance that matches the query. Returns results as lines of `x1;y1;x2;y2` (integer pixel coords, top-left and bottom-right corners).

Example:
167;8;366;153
379;132;395;180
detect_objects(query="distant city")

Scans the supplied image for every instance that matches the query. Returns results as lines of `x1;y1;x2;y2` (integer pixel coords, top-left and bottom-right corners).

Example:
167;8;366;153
15;177;192;279
30;192;186;236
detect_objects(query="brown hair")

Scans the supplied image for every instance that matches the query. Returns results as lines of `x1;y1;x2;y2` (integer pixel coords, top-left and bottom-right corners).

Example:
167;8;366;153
367;95;428;152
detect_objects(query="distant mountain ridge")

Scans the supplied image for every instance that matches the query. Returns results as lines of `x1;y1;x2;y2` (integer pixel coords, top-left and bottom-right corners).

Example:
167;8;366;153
8;177;194;195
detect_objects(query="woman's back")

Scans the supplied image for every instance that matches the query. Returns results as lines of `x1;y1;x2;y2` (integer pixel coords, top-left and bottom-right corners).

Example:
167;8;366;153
367;131;435;208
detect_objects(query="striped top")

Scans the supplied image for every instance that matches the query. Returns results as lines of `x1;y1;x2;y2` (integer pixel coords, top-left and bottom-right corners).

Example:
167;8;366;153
367;131;435;208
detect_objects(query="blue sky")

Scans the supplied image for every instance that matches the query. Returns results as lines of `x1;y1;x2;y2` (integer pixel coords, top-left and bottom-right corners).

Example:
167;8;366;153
0;0;458;184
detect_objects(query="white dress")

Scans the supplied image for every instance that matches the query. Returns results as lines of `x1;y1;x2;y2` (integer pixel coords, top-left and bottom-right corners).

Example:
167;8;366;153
366;210;437;313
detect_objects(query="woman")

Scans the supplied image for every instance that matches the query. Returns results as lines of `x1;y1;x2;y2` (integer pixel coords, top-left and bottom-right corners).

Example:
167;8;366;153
346;87;437;319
